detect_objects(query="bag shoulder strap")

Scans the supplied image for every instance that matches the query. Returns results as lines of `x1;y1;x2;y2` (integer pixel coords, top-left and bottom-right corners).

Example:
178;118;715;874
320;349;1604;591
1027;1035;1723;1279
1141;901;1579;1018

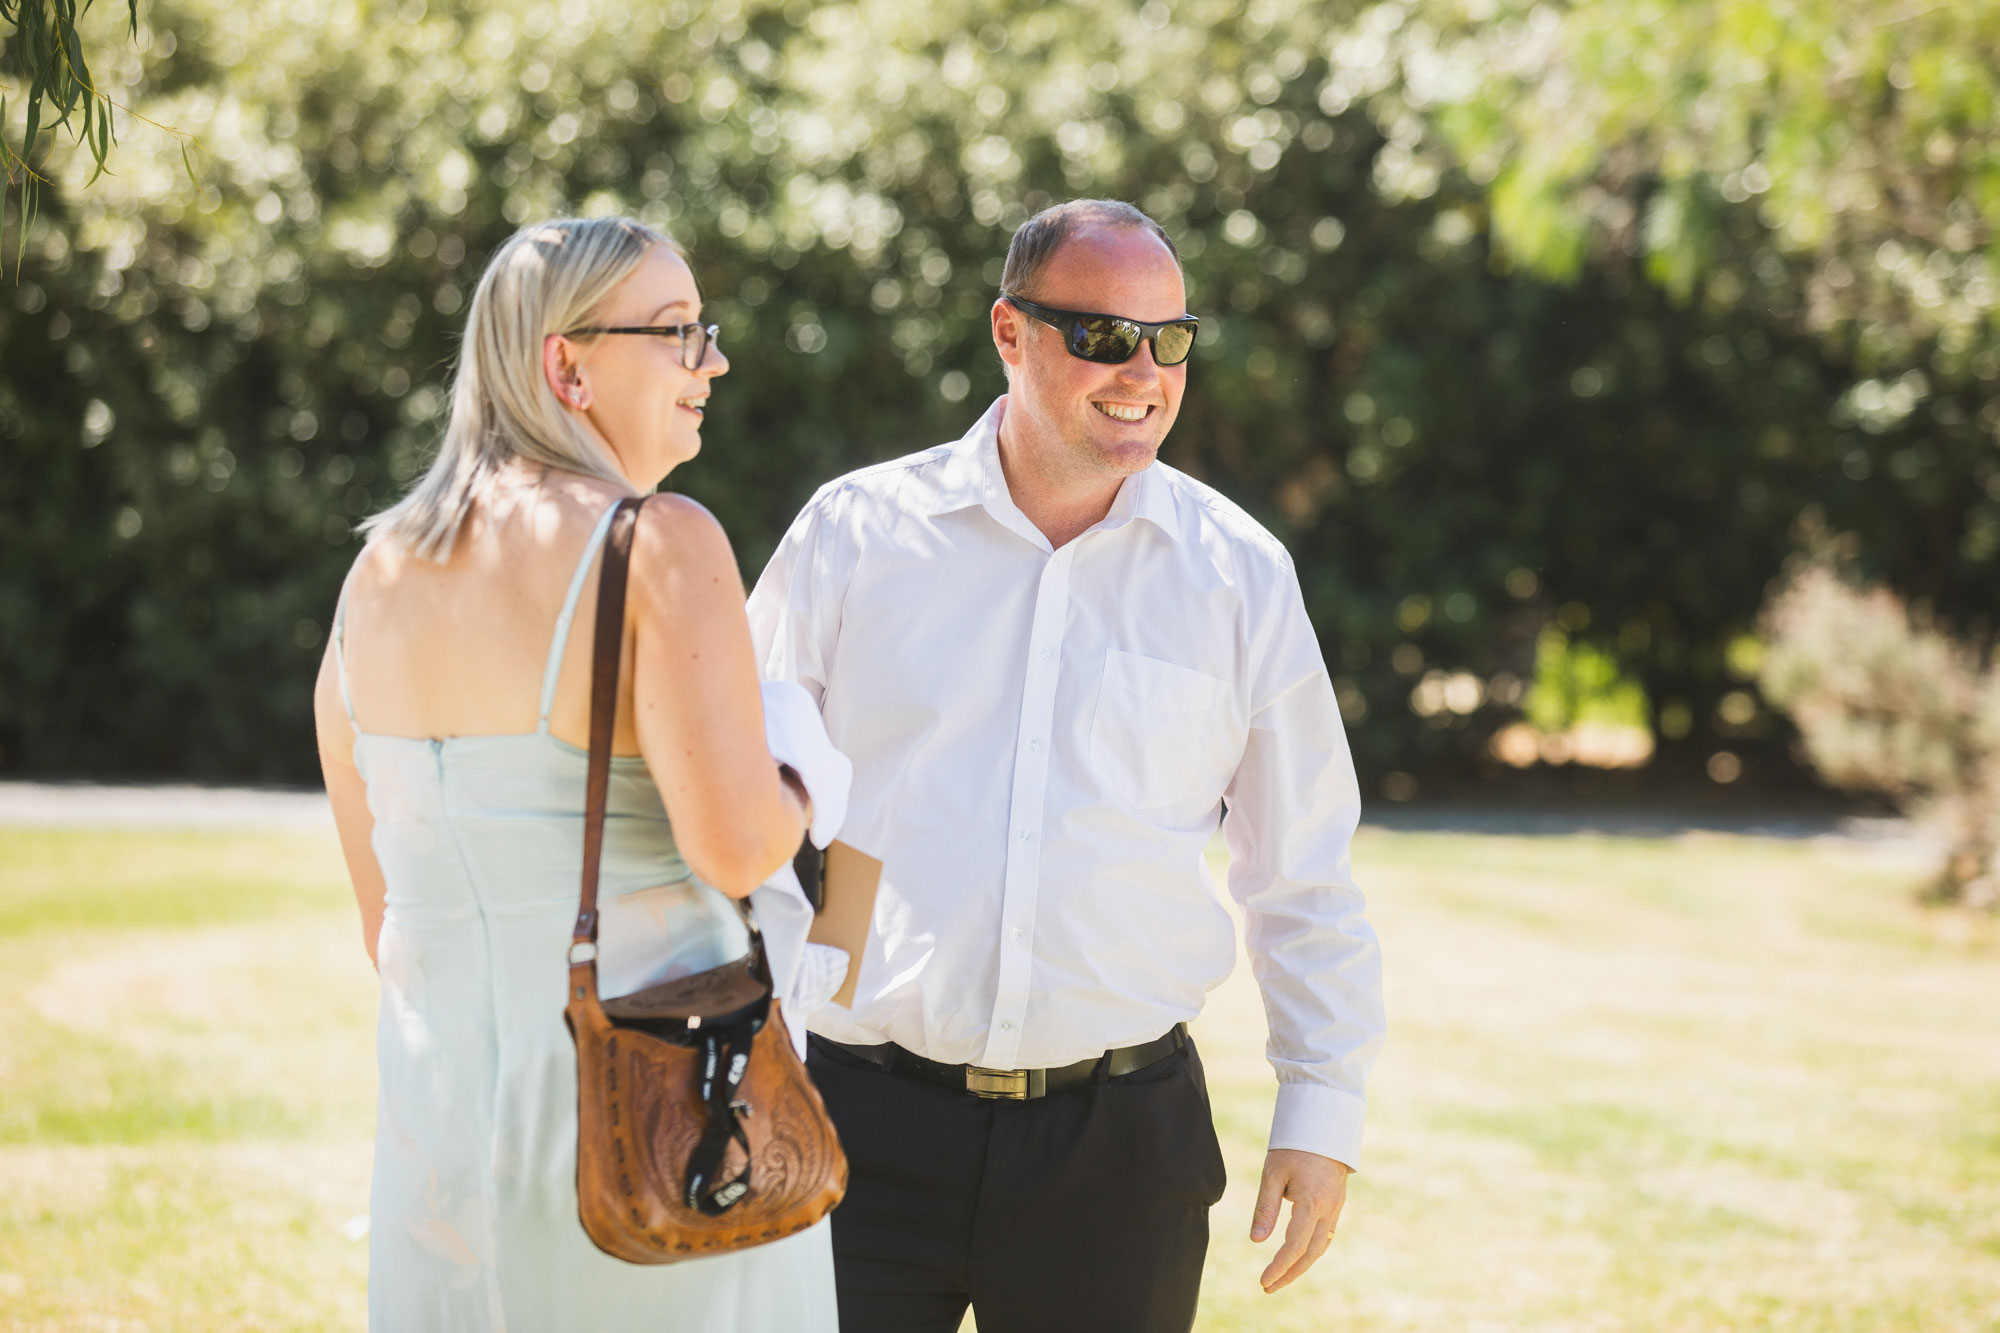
573;496;644;960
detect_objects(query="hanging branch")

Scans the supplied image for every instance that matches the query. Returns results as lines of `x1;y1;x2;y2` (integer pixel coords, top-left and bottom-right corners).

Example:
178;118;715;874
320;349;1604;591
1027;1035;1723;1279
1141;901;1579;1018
1;0;141;271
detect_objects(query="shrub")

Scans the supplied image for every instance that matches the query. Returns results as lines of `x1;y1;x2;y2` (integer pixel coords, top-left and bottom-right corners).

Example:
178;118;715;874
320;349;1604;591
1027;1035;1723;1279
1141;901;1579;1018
1759;564;2000;907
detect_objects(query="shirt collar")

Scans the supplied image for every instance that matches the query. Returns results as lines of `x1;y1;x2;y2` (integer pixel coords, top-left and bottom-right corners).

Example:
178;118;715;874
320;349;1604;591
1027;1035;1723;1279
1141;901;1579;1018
927;396;1182;543
924;397;1015;521
1103;448;1182;541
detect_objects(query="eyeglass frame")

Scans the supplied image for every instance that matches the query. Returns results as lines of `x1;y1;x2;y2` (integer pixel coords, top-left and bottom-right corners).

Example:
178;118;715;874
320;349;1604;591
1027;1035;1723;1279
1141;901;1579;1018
999;292;1200;367
561;322;721;371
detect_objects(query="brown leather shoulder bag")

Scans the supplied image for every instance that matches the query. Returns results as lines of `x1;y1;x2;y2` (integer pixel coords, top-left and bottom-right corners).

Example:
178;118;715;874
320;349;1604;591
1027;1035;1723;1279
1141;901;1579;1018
564;496;847;1264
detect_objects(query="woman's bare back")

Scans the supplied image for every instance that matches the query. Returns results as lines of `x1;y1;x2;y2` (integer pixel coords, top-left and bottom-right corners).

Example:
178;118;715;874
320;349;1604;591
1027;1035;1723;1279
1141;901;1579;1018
319;460;804;956
338;464;647;755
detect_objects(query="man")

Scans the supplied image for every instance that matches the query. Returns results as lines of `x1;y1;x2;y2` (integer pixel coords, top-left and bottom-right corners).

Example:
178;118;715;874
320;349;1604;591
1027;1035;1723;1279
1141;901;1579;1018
747;199;1385;1333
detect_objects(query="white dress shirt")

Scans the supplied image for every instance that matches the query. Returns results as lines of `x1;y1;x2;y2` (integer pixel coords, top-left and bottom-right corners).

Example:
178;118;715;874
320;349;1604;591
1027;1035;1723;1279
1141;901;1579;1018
746;397;1385;1166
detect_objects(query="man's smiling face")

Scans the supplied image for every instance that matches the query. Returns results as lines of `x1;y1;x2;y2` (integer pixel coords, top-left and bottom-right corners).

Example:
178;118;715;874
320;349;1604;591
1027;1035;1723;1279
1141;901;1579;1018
995;224;1189;483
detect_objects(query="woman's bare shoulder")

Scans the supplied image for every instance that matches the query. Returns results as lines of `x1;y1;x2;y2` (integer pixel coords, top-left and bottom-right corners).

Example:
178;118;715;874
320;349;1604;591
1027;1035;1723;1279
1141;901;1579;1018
336;536;398;603
629;494;742;606
634;494;734;563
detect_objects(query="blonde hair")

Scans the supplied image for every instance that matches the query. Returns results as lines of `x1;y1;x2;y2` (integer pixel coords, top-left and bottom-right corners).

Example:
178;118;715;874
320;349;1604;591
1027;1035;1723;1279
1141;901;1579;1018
363;217;681;560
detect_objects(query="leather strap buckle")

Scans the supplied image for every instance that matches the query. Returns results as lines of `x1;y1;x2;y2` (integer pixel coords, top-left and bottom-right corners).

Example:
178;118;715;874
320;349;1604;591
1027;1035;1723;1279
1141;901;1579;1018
964;1066;1031;1100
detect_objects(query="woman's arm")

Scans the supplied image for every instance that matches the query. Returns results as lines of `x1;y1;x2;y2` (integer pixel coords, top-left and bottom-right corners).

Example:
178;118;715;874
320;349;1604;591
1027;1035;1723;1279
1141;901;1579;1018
628;495;808;897
314;641;387;966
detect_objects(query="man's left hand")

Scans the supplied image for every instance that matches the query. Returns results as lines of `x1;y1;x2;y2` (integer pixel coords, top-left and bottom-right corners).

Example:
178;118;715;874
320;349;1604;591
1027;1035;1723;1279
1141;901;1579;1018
1249;1148;1352;1293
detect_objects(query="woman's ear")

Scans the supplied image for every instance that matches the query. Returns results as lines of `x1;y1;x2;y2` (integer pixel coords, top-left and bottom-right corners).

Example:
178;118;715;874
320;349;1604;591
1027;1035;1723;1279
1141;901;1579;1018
543;333;592;409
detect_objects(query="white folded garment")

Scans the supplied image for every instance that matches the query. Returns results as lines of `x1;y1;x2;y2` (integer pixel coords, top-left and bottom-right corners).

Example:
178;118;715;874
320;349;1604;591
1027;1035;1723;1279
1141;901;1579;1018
760;679;850;849
755;679;853;1057
788;943;852;1022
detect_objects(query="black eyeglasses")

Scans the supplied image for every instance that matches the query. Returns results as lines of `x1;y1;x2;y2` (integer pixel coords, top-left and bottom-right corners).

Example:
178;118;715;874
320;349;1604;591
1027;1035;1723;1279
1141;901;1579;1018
563;322;720;371
1001;292;1199;367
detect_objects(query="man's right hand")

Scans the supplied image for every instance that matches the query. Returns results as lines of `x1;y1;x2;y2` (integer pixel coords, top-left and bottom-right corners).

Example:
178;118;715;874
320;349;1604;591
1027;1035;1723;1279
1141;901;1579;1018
1249;1148;1352;1293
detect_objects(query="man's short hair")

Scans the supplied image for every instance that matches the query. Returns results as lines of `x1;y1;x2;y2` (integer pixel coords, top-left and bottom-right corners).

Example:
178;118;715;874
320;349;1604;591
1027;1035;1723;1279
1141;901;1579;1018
999;199;1181;300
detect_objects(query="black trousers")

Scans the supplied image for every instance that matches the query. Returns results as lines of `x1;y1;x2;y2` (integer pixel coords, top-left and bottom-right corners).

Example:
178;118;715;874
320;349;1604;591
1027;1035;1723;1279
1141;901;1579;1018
807;1032;1228;1333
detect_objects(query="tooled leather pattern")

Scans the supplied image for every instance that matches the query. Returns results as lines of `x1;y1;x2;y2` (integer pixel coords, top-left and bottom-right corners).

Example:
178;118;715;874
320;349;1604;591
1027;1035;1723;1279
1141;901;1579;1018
571;983;846;1264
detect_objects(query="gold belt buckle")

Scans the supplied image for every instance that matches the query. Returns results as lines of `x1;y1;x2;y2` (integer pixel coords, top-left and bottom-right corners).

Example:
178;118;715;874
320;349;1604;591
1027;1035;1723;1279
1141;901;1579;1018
964;1066;1029;1100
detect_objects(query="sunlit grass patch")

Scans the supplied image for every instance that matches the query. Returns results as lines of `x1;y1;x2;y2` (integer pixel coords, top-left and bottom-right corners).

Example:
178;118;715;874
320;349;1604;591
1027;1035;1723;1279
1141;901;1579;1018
0;1143;370;1333
0;829;351;937
4;824;1998;1332
1187;828;2000;1333
0;1019;309;1146
0;829;374;1333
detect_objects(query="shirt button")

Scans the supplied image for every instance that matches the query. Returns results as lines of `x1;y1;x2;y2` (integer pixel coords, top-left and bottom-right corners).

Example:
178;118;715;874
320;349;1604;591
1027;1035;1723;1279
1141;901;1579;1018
1028;739;1041;752
1018;829;1033;842
1010;927;1023;940
1000;1020;1015;1032
1039;648;1053;661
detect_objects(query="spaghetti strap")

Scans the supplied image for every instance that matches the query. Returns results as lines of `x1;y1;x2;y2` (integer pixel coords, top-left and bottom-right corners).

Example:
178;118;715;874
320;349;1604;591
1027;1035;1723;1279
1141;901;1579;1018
538;499;626;732
331;583;359;734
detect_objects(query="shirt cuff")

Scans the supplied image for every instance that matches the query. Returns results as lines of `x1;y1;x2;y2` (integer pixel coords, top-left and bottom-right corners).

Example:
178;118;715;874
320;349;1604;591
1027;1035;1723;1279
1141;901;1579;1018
1268;1081;1367;1170
760;679;851;848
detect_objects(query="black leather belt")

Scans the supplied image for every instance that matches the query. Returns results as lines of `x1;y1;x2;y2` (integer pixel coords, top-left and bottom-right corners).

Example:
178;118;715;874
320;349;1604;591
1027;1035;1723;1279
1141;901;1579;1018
824;1024;1188;1101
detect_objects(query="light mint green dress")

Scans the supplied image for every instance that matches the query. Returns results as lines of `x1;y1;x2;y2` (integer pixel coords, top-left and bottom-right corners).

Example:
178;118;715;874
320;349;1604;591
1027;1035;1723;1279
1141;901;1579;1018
333;500;837;1332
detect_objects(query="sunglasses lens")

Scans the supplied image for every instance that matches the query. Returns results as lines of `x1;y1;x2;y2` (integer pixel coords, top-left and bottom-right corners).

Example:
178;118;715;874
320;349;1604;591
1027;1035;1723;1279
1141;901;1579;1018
1154;323;1196;366
1071;316;1141;364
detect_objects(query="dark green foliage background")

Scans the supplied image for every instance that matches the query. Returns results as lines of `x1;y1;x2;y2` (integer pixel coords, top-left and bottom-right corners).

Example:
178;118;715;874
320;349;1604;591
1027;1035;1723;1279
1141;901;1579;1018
2;0;1995;788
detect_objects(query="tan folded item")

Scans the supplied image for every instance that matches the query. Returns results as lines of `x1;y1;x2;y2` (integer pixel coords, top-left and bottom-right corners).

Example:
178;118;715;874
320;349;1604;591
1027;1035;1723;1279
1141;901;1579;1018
805;840;881;1010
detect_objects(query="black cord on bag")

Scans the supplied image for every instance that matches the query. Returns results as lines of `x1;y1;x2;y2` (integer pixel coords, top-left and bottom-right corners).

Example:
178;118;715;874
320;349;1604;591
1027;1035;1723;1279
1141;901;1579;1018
684;1013;761;1214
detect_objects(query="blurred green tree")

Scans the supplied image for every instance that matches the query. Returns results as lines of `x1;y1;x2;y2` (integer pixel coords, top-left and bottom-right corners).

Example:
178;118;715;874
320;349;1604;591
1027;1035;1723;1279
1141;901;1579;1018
1412;0;2000;366
2;0;1993;796
1403;0;2000;604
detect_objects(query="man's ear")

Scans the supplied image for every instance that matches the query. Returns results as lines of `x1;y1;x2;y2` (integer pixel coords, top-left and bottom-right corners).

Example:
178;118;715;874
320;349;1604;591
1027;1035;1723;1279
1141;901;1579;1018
991;298;1027;373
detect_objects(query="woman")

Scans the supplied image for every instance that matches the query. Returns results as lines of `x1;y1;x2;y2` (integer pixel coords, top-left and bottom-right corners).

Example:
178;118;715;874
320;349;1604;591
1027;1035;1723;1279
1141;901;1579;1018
313;217;838;1330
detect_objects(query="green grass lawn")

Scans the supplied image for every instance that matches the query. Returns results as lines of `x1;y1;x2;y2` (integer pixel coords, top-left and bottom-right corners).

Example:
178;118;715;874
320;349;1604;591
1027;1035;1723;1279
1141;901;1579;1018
2;825;1997;1331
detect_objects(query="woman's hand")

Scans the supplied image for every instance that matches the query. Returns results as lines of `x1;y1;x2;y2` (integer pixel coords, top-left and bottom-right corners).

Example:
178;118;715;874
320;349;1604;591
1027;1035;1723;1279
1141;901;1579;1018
778;764;814;830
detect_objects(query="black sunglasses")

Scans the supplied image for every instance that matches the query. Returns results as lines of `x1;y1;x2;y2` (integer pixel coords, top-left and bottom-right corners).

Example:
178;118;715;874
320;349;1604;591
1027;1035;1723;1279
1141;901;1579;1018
563;322;720;371
1001;292;1199;367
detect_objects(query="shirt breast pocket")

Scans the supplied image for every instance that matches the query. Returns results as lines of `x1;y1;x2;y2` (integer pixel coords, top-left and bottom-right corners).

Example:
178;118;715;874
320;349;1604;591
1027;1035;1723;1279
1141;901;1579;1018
1088;649;1228;809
